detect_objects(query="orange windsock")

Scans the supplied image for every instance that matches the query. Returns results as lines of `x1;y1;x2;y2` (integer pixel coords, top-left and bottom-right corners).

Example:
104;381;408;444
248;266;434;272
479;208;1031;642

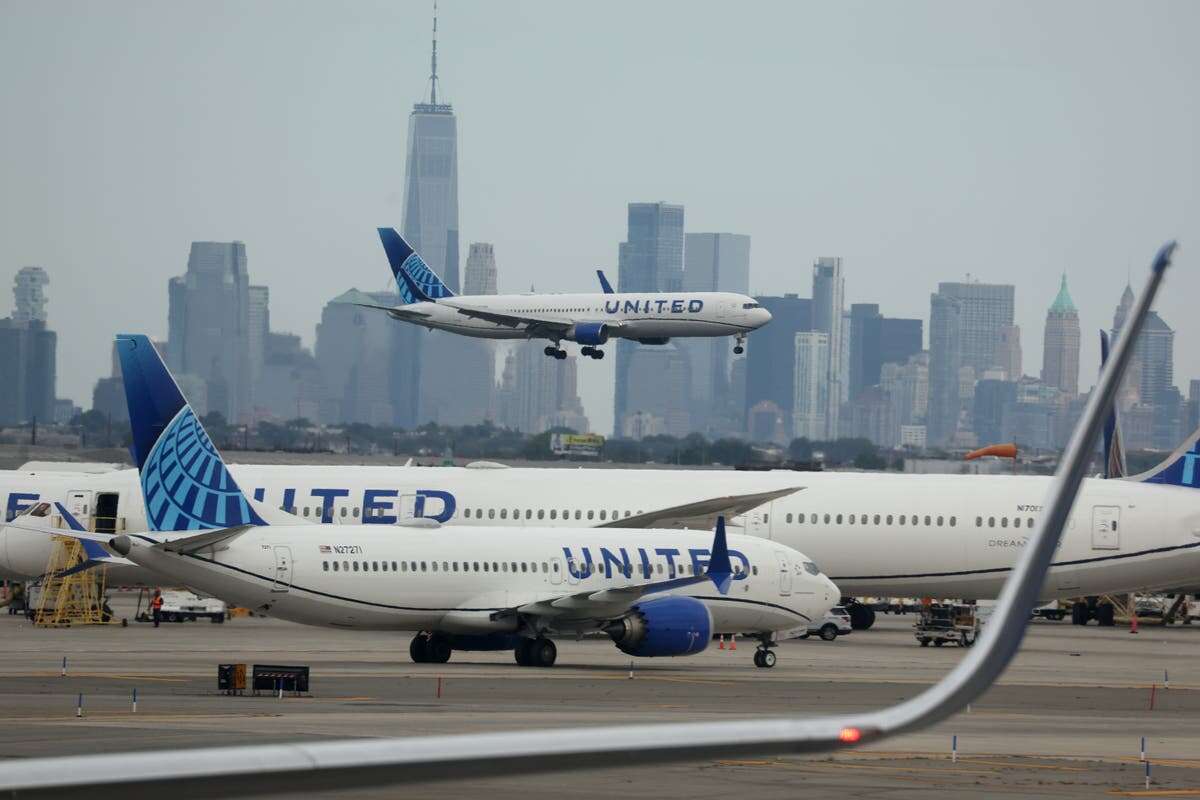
965;443;1018;461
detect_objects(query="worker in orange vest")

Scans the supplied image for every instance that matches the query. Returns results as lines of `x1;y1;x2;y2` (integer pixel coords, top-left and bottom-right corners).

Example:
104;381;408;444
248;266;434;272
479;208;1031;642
151;589;164;628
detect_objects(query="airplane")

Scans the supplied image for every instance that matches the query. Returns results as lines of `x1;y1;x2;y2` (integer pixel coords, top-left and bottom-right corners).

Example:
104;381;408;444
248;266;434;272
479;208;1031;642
356;228;772;359
11;334;838;669
0;245;1172;800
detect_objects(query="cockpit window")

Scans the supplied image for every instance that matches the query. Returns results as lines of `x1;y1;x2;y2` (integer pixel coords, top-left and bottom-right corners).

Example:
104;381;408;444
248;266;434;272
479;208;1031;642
802;561;821;576
742;302;761;310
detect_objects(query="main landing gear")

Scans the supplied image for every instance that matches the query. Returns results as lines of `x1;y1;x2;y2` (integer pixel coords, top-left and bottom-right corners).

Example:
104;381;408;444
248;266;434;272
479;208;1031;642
514;637;557;667
579;346;605;360
543;345;567;360
752;634;777;669
733;333;746;355
410;632;452;664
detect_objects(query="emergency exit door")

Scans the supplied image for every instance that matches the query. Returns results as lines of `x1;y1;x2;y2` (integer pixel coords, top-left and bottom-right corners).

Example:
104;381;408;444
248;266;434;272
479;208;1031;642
1091;506;1120;550
775;550;792;596
271;546;293;592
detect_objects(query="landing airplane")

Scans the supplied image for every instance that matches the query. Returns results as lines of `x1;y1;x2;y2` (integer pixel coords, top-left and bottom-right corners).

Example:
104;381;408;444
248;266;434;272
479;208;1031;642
0;242;1172;800
359;228;771;359
14;334;837;669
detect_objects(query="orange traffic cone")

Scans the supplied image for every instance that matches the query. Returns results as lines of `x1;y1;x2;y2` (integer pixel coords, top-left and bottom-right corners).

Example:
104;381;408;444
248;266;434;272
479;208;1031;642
1130;612;1139;634
729;634;737;651
718;635;726;649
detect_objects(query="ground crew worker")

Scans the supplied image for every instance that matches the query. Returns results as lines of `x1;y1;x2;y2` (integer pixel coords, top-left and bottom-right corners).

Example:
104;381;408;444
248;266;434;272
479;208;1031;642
151;589;164;627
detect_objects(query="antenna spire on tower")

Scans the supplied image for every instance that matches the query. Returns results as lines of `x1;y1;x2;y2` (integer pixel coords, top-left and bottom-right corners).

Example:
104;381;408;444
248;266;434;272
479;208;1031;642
429;0;440;105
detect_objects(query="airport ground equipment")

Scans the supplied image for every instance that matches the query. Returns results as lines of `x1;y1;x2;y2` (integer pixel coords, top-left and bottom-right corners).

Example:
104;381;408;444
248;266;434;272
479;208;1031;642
914;604;977;647
0;241;1175;800
217;664;247;695
32;536;111;627
153;590;226;623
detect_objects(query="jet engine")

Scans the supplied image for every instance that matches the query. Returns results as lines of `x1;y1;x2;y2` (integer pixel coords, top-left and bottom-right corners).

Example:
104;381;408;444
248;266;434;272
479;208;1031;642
566;322;610;346
604;596;713;657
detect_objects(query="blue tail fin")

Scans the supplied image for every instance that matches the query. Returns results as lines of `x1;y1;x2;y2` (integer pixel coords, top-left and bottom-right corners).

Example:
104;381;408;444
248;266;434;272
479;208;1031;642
706;516;733;594
1099;330;1127;479
596;269;615;294
376;228;456;304
115;334;265;531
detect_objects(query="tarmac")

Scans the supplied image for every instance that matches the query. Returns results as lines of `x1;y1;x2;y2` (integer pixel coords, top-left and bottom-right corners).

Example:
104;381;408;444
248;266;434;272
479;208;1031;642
1;594;1198;799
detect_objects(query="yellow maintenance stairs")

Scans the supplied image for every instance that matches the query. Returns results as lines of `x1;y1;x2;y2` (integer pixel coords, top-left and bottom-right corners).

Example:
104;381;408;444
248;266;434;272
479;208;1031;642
32;535;112;627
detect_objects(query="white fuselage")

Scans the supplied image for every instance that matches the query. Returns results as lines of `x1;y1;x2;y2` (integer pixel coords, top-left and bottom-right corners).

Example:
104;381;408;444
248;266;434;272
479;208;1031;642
119;526;836;635
396;291;770;342
3;465;1199;601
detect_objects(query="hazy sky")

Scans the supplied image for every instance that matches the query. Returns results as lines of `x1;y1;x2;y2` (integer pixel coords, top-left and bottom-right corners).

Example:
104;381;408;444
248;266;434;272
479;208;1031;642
3;1;1198;433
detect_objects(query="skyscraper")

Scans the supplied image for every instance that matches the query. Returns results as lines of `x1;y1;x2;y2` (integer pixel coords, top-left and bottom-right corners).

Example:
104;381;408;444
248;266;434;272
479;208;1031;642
0;269;55;426
1041;275;1080;396
793;331;830;440
682;232;750;434
400;8;492;426
614;202;685;435
463;243;498;296
402;7;459;292
166;241;253;422
744;294;811;436
248;284;269;391
994;325;1022;381
497;343;589;434
849;305;923;401
1111;284;1175;409
928;281;1015;445
812;258;844;439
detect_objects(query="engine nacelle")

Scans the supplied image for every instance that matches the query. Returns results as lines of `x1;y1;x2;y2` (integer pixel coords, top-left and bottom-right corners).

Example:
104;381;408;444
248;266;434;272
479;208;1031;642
567;322;610;346
604;596;712;657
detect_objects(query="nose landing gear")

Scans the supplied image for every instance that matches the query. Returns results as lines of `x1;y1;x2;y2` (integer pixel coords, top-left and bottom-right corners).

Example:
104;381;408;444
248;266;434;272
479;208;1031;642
752;634;777;668
733;333;746;355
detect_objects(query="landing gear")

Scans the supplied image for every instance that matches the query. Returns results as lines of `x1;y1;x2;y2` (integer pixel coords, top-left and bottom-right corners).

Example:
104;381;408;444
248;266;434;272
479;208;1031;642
733;333;746;355
543;345;567;359
409;632;451;664
753;635;777;669
514;637;557;667
1071;601;1089;626
579;346;605;360
846;600;876;630
1095;602;1115;627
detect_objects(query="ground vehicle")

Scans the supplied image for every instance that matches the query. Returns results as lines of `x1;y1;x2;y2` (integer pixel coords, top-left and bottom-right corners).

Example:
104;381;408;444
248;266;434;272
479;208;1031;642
914;603;978;647
1032;601;1066;621
798;607;853;641
153;591;226;623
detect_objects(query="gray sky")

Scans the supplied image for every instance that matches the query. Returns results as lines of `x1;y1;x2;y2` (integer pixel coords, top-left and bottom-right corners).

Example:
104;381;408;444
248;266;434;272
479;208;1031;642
3;1;1198;433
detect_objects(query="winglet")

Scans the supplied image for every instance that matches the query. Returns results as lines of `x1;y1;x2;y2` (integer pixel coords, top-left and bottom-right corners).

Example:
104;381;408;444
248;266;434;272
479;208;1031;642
1153;241;1177;274
596;269;615;294
706;516;734;594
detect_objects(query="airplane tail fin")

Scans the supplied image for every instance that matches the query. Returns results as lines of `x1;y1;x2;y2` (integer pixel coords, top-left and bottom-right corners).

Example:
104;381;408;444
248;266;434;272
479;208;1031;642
596;270;615;294
115;334;267;532
1099;330;1128;479
376;228;456;304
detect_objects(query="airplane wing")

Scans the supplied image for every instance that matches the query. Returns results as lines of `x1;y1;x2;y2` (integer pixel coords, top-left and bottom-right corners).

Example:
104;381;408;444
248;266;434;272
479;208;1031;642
0;243;1176;800
444;302;577;337
597;486;802;529
515;518;734;620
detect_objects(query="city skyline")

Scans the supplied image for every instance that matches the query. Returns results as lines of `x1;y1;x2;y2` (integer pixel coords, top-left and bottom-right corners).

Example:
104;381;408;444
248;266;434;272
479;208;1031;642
3;1;1198;432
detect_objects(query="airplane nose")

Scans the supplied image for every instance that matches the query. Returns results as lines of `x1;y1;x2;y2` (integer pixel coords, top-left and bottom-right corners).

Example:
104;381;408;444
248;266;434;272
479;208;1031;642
757;308;773;325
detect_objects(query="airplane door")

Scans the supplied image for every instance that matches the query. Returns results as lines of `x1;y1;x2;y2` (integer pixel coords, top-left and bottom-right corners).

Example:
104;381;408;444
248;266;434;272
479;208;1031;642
564;556;580;585
396;494;418;521
549;557;563;585
775;550;792;596
746;504;772;538
271;546;293;593
65;491;93;530
1091;506;1120;550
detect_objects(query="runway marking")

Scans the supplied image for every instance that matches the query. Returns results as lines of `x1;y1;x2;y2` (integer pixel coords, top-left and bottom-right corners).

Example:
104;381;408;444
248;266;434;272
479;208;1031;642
715;758;1000;777
955;758;1088;772
1108;790;1200;797
22;672;188;682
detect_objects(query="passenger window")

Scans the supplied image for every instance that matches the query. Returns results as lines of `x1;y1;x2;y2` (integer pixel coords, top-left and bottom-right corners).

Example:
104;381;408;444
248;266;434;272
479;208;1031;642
392;561;398;571
421;561;427;571
574;510;582;520
786;513;793;523
500;509;508;519
1013;517;1021;528
443;561;449;572
550;510;557;520
353;508;360;518
332;561;339;572
372;561;379;571
824;513;831;523
525;510;532;519
587;510;594;520
520;562;527;572
752;566;758;576
1001;517;1009;528
488;508;495;519
600;510;607;520
849;514;856;524
886;515;894;525
924;515;931;526
873;514;881;524
988;517;995;527
1027;517;1034;528
950;517;956;527
323;561;329;571
763;514;769;524
381;561;388;572
302;507;310;517
352;561;359;572
976;516;982;527
836;514;843;524
483;562;489;572
473;561;480;571
937;516;944;527
492;562;499;572
899;515;906;525
538;509;545;520
340;507;347;518
343;561;349;571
